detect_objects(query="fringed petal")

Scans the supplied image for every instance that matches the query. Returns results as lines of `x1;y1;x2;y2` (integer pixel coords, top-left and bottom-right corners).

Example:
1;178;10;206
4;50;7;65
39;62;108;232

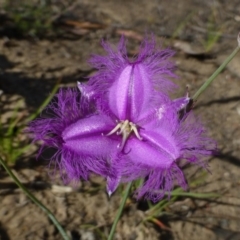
62;115;117;158
135;163;187;203
28;88;116;183
87;36;178;117
175;112;217;166
125;135;177;169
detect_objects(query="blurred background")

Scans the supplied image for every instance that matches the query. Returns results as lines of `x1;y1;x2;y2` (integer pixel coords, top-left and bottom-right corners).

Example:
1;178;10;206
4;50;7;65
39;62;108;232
0;0;240;239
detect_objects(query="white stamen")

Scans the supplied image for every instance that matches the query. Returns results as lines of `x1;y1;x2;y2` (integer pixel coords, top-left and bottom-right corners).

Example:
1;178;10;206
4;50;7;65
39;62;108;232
130;122;143;140
106;123;122;136
106;119;142;151
119;120;129;134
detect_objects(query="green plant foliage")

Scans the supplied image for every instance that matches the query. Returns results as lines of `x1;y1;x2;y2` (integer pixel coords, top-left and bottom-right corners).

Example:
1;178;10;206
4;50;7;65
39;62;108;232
202;14;223;52
0;82;59;165
4;0;54;37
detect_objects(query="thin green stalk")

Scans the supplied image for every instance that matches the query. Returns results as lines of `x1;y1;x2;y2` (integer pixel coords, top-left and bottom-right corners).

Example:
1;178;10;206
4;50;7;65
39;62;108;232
192;33;240;101
0;157;70;240
108;182;133;240
166;191;220;198
145;188;219;220
146;188;182;215
26;80;60;122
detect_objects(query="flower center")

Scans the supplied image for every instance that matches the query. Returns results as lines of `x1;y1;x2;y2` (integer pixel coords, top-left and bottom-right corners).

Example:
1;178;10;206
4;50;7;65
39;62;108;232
106;120;143;151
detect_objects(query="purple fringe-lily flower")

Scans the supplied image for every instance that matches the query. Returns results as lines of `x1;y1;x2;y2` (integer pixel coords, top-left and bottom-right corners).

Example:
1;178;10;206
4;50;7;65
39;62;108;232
29;37;216;202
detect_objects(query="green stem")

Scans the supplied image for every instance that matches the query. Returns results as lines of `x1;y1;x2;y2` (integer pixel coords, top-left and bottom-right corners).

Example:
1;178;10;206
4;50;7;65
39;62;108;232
26;80;60;122
167;191;220;198
108;182;133;240
0;157;70;240
192;34;240;101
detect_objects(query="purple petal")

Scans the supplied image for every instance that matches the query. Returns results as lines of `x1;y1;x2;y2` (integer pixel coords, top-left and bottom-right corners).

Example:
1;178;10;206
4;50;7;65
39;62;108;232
77;81;95;100
108;65;132;119
107;174;121;196
29;88;117;183
125;134;177;169
136;163;187;202
28;88;88;149
141;104;179;138
108;63;156;121
87;36;178;119
62;114;116;157
174;112;216;165
172;96;191;111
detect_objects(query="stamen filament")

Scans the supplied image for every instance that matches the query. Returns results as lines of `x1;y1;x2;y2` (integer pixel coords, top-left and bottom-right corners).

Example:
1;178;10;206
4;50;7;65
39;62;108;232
106;123;122;136
130;123;143;140
105;119;143;151
118;130;130;151
119;120;129;135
